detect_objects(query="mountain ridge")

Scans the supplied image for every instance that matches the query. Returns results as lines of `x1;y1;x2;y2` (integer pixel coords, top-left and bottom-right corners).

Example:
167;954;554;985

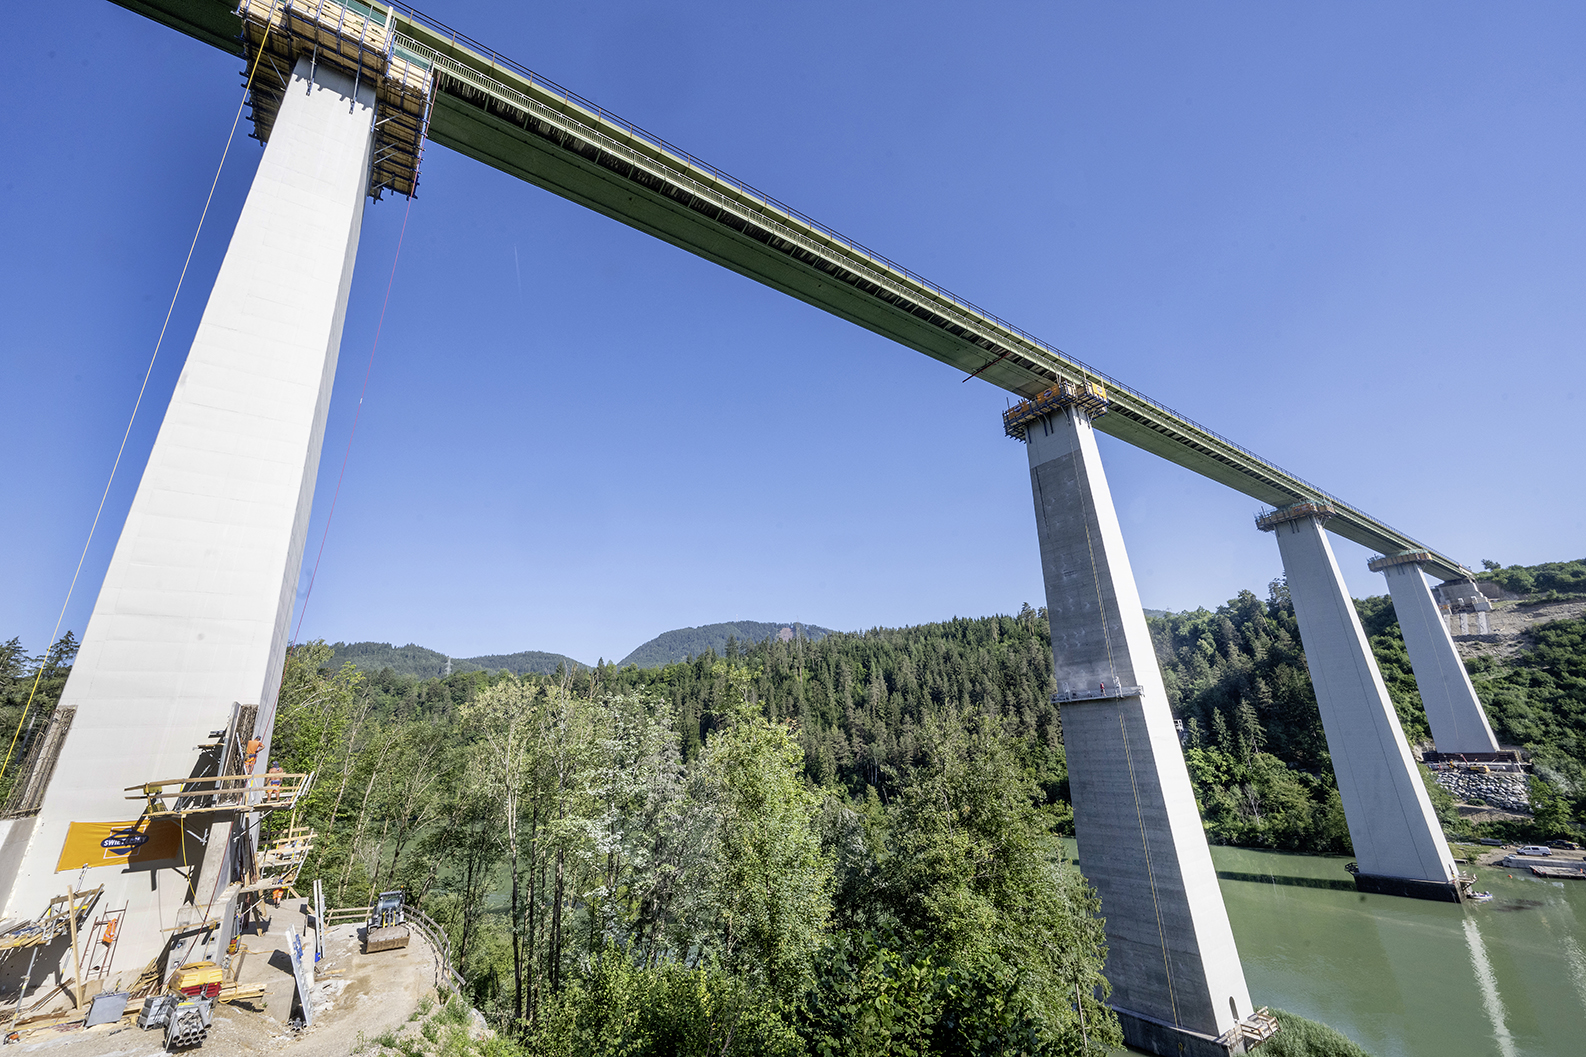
617;620;836;669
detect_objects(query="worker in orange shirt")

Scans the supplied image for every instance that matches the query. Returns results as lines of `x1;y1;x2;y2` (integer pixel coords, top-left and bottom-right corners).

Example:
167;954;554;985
244;736;264;773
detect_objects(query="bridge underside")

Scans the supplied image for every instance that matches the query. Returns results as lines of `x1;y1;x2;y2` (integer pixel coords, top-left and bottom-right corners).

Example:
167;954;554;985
111;0;1469;580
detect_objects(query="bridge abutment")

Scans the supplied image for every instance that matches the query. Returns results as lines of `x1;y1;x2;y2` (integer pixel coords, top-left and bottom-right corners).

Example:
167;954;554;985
1017;398;1256;1055
0;56;376;975
1258;506;1461;902
1368;555;1499;754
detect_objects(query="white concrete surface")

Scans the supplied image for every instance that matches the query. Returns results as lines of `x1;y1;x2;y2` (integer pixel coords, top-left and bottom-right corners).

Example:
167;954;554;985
0;57;375;979
1381;563;1499;754
1268;516;1457;883
1025;407;1252;1043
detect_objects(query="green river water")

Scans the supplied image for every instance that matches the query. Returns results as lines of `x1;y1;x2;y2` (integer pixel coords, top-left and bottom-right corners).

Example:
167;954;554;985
1102;842;1586;1056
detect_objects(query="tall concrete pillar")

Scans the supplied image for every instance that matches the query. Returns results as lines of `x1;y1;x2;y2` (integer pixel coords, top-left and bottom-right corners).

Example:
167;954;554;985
1368;554;1499;755
1015;395;1256;1056
0;57;375;978
1257;505;1461;901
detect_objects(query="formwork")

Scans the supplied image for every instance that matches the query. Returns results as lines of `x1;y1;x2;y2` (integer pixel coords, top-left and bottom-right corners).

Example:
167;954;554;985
238;0;433;198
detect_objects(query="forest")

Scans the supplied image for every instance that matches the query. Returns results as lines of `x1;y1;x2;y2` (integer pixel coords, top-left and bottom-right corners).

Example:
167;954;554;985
0;558;1579;1054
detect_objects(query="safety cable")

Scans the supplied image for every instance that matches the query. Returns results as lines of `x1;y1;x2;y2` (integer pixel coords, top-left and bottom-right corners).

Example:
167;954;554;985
0;15;279;788
1119;712;1181;1027
292;191;416;646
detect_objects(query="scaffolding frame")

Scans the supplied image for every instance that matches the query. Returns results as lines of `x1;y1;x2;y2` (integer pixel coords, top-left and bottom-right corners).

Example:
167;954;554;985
238;0;434;199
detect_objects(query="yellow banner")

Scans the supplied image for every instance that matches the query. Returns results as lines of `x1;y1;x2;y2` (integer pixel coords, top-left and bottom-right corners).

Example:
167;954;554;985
56;819;184;873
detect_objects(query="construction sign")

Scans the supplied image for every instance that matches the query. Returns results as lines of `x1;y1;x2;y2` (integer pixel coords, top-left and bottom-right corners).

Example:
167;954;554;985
56;818;184;872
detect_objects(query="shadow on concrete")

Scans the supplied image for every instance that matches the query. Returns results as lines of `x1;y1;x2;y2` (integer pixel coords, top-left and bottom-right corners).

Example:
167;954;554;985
1216;870;1356;892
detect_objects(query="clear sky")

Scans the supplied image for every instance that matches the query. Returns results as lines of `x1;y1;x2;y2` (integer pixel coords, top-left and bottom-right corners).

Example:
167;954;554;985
3;1;1581;667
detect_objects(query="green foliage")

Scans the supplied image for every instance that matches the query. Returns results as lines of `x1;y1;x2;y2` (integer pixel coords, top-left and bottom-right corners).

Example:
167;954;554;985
0;631;77;806
697;670;834;993
1476;557;1586;598
1151;588;1357;851
619;621;834;669
531;954;803;1057
1261;1009;1374;1056
331;641;588;679
1469;617;1586;837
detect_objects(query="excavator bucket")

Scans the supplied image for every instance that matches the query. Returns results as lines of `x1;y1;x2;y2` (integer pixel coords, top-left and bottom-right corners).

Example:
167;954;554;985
366;923;410;952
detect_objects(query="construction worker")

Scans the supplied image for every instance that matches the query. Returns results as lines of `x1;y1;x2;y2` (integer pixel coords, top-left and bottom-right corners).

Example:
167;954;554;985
265;762;285;801
244;735;264;773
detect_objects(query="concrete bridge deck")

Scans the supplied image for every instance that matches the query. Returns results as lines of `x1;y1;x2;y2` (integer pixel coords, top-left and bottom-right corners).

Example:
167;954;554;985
114;0;1469;581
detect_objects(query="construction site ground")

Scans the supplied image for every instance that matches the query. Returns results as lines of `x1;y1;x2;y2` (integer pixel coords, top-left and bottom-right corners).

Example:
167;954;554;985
1452;595;1586;663
5;901;475;1055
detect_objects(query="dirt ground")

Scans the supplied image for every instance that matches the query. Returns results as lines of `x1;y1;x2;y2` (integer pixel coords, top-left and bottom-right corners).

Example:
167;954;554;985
4;901;465;1055
1452;596;1586;663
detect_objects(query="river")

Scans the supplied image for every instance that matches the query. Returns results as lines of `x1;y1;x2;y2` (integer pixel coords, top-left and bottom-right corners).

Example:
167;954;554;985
1089;842;1586;1056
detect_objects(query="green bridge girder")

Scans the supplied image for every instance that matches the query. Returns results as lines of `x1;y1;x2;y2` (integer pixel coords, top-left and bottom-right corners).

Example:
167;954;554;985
109;0;1472;582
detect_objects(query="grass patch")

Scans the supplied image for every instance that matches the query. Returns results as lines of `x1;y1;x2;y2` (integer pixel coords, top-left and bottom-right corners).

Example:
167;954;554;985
1262;1009;1374;1057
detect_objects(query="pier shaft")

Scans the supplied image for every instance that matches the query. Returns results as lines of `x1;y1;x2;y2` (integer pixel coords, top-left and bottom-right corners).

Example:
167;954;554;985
1261;510;1460;900
0;57;375;971
1373;559;1499;754
1025;406;1253;1055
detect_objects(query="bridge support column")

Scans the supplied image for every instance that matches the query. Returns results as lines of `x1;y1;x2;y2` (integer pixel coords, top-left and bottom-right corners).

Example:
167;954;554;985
1368;555;1498;754
1021;404;1255;1056
1258;506;1461;901
0;56;375;975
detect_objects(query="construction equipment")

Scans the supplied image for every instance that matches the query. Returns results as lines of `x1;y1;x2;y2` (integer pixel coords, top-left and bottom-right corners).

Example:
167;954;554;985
164;995;214;1050
365;891;410;953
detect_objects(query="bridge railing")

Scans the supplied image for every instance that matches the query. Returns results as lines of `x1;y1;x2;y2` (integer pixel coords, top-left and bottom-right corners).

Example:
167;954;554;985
376;0;1441;565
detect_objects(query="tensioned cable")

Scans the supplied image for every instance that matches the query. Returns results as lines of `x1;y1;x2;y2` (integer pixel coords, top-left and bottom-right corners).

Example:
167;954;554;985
291;192;416;646
0;16;278;787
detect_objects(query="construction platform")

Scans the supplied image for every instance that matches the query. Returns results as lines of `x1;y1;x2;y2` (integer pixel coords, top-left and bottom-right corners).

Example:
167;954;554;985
239;0;433;198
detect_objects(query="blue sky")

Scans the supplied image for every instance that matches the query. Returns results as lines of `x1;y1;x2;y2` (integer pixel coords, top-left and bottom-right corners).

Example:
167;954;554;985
3;1;1582;666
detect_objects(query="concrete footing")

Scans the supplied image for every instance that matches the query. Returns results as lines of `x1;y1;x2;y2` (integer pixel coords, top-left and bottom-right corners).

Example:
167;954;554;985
1024;405;1252;1042
1352;872;1463;902
1260;507;1460;899
0;56;376;973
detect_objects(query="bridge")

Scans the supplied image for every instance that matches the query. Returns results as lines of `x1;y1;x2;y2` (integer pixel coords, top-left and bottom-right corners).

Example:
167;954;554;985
0;3;1502;1055
127;0;1464;581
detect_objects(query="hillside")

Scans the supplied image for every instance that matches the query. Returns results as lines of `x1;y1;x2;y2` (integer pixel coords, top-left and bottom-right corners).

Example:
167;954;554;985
617;620;835;669
329;641;587;678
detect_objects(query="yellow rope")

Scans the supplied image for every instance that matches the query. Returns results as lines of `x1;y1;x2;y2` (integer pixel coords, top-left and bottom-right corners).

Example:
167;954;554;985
0;12;280;787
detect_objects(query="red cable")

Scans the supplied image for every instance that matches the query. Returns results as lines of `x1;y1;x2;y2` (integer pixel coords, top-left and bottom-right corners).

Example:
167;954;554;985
293;194;415;646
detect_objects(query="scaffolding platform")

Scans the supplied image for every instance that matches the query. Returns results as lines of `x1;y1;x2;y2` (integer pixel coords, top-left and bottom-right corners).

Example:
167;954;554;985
0;887;103;952
1002;379;1110;439
124;772;313;818
239;0;434;199
1255;500;1338;532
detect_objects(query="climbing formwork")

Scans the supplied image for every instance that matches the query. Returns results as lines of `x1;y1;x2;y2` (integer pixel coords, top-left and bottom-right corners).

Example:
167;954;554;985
239;0;433;198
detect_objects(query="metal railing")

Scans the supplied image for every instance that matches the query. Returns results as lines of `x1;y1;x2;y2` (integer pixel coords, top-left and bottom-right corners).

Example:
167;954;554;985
405;905;466;993
374;2;1437;560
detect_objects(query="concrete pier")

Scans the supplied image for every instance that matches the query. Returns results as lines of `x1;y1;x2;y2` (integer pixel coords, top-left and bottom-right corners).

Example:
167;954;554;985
1258;505;1461;901
1369;554;1499;754
0;57;375;973
1020;399;1256;1055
